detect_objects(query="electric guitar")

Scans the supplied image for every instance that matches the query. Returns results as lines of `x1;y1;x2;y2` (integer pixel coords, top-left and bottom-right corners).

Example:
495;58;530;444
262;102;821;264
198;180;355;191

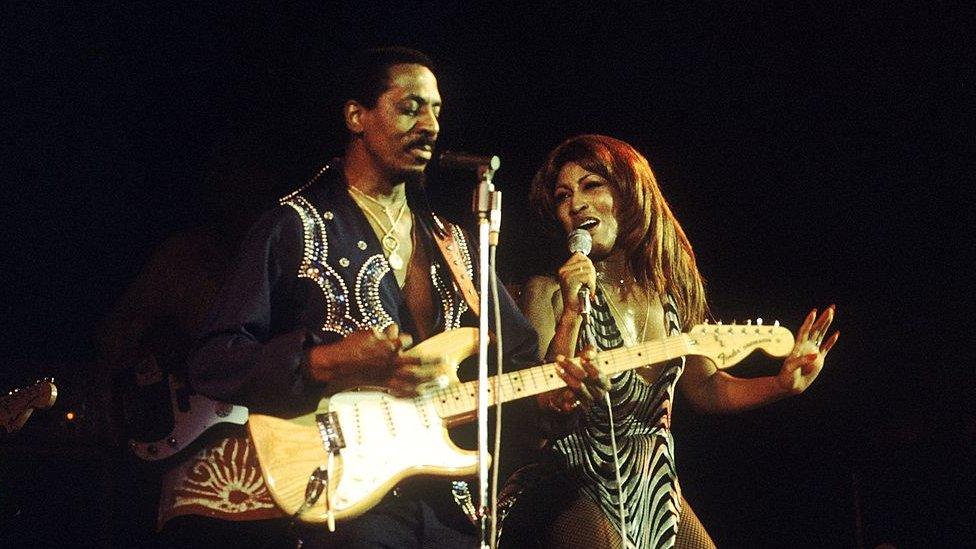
128;374;249;460
248;322;794;526
124;355;248;461
1;379;58;434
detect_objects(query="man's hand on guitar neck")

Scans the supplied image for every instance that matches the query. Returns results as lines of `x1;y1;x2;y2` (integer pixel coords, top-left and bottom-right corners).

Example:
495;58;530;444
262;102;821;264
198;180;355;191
304;324;453;397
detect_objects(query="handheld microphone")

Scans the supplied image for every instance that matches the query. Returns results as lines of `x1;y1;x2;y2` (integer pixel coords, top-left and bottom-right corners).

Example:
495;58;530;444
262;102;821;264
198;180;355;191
567;229;593;315
567;228;593;256
438;150;501;171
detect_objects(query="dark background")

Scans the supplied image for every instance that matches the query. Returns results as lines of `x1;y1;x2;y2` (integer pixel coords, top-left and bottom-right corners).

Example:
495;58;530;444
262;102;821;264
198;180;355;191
1;2;972;548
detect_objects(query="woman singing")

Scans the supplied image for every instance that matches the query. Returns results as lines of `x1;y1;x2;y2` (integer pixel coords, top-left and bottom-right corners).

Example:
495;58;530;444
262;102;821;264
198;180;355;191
499;134;838;548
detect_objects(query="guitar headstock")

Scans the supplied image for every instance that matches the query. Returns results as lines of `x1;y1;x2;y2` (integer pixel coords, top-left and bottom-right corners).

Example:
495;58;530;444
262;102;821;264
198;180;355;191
688;321;795;370
0;378;58;434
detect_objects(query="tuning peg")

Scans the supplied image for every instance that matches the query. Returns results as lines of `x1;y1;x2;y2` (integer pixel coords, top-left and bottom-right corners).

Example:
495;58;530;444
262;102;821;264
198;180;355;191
757;318;763;325
773;320;780;327
746;319;752;325
716;320;723;325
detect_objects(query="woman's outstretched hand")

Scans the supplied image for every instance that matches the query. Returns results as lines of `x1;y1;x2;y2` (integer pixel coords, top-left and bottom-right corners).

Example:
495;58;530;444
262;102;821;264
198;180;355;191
777;305;839;395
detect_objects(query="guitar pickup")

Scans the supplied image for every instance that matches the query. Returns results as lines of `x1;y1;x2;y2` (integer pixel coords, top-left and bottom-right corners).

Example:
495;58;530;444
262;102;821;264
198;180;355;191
315;411;346;454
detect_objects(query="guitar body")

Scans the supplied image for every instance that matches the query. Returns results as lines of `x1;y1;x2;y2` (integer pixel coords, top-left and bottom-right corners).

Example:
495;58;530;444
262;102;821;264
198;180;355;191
121;354;249;461
128;375;248;460
249;390;478;523
249;326;482;523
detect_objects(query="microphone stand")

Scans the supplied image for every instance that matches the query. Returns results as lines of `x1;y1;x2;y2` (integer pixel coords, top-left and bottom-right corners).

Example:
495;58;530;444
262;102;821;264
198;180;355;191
471;157;500;549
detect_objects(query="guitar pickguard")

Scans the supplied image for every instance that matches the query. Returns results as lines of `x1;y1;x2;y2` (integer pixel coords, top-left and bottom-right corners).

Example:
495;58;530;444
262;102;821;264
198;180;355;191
129;375;248;461
248;390;479;523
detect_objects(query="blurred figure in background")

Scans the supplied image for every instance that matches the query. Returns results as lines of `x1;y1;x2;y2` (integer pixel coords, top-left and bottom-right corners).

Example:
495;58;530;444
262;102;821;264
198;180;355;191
93;134;292;548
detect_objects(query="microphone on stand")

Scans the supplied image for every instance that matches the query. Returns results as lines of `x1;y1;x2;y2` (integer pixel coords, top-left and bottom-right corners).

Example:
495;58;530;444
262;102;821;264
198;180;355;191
568;228;593;316
438;150;501;172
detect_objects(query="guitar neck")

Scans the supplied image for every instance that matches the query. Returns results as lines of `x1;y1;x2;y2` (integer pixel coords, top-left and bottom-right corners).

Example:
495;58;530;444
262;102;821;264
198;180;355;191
430;333;692;420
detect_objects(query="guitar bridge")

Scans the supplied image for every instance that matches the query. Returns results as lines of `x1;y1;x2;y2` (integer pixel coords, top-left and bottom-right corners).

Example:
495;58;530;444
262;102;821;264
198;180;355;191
304;412;344;531
315;411;346;454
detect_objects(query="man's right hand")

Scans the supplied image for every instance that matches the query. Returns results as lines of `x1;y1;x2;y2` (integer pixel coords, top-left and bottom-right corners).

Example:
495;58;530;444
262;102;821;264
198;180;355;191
305;325;454;396
305;324;410;384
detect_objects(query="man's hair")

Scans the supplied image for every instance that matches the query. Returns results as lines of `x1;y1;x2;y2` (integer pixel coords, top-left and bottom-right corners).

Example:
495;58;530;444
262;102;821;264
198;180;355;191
530;134;709;327
335;47;440;234
339;47;435;109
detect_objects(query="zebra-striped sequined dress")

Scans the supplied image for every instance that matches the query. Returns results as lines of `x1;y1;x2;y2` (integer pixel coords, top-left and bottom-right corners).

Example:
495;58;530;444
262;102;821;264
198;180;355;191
552;288;685;548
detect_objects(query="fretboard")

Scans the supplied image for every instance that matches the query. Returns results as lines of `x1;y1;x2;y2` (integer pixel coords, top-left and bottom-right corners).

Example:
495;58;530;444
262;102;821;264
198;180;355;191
429;333;693;420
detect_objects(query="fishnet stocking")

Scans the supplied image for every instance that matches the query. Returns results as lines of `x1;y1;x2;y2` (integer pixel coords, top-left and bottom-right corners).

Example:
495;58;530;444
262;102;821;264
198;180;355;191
548;494;622;548
676;497;716;549
544;494;715;549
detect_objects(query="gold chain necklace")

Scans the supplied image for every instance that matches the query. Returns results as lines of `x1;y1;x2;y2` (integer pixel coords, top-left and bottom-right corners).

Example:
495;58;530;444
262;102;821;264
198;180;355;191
348;185;410;270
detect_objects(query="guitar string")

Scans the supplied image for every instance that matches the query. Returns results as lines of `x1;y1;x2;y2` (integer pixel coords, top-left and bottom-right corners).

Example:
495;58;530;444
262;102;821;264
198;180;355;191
426;338;691;416
425;325;785;417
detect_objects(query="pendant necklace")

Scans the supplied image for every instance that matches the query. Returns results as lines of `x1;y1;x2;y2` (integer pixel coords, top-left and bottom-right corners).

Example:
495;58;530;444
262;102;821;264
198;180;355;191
348;185;410;270
598;278;651;346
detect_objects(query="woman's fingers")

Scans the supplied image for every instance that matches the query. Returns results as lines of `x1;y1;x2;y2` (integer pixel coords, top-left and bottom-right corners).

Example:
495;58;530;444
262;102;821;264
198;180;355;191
793;305;840;357
559;254;596;301
796;308;817;347
808;305;835;345
554;351;608;406
555;355;587;384
820;330;840;354
579;348;610;391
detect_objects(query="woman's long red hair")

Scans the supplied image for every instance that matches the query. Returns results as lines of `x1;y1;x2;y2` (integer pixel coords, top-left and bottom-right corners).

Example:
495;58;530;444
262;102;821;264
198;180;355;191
530;134;708;327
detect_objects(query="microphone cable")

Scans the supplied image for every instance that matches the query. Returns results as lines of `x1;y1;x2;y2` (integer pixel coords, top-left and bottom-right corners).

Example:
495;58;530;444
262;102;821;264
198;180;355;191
489;245;504;548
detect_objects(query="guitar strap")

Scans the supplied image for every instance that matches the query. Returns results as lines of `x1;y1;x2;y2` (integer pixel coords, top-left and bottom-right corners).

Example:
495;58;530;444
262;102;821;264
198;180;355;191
428;216;481;528
431;216;480;317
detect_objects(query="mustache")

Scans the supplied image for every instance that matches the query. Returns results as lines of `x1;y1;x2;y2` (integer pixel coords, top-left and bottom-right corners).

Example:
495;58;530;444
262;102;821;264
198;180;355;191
406;136;436;150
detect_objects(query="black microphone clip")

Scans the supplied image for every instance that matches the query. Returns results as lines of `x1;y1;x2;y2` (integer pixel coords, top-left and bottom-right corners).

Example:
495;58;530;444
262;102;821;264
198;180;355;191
438;150;501;172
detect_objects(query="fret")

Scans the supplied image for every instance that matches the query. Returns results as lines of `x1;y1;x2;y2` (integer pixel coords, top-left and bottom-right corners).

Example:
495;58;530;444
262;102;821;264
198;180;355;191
508;372;527;401
531;364;559;393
